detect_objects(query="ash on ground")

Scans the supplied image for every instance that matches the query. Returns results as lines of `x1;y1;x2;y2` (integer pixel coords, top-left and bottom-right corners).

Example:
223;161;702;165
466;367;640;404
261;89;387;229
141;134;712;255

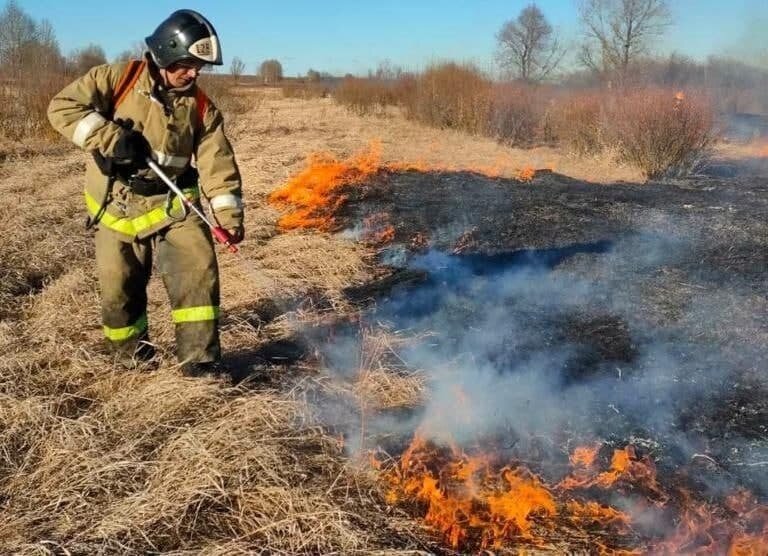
328;167;768;502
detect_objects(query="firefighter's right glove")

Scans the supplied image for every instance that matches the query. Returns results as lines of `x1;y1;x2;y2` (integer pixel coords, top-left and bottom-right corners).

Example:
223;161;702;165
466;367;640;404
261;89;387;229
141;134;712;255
213;209;244;244
113;129;151;171
227;225;245;245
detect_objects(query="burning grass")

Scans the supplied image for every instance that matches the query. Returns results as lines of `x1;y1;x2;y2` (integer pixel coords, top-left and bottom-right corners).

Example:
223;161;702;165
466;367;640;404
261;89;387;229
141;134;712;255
268;142;384;231
375;437;768;554
2;77;766;554
268;141;546;232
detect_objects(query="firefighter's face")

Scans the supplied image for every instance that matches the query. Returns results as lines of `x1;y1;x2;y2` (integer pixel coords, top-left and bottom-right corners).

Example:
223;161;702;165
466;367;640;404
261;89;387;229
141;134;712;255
162;60;204;88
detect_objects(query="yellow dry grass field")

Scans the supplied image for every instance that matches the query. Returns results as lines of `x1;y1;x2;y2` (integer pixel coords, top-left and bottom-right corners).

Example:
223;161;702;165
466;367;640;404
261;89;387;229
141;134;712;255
0;90;651;554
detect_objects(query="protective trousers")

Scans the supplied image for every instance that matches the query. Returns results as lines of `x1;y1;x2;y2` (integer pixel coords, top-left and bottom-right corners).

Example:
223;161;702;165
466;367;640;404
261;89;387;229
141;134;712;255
95;215;221;364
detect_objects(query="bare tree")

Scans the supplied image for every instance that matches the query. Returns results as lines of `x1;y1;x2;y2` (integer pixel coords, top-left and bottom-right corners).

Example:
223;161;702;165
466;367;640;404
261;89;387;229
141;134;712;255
69;43;107;74
0;3;65;76
0;0;38;71
21;18;63;73
578;0;671;79
306;69;321;82
114;41;146;62
259;59;283;84
230;56;245;83
496;4;565;82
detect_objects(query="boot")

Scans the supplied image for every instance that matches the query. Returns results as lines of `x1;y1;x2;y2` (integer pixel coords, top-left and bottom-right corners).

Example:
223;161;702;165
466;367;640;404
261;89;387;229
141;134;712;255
112;339;157;370
180;360;222;379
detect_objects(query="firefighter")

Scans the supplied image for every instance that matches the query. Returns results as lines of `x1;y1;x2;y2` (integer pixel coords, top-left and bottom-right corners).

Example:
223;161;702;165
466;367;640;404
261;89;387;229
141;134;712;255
47;10;244;376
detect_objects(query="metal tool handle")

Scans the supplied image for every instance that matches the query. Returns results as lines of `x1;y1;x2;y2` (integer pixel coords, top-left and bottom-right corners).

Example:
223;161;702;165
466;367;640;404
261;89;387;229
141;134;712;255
147;158;238;254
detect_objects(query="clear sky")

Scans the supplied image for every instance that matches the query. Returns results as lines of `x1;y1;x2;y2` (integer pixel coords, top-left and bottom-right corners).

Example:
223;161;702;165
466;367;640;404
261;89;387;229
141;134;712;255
17;1;768;76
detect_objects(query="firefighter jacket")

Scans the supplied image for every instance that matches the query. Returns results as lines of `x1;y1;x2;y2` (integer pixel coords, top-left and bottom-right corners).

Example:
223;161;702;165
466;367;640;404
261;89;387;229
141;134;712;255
47;57;243;240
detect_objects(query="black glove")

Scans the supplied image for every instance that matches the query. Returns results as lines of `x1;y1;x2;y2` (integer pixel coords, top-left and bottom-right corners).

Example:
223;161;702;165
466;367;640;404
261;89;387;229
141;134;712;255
113;129;151;171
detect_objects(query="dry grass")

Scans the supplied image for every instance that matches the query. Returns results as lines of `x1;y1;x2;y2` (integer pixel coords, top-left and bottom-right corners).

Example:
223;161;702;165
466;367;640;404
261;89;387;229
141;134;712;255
0;89;437;554
0;84;682;553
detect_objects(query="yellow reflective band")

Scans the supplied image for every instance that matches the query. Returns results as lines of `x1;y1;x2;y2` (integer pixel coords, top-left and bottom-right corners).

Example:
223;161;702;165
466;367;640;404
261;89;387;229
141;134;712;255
84;187;199;237
103;314;148;341
172;306;220;323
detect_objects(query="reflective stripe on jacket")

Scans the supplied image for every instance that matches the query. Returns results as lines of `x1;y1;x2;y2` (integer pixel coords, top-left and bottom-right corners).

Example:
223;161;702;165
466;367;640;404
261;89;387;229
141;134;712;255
48;56;243;240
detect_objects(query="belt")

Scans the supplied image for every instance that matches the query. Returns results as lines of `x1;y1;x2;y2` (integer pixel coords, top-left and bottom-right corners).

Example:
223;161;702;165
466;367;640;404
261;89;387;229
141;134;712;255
127;176;168;196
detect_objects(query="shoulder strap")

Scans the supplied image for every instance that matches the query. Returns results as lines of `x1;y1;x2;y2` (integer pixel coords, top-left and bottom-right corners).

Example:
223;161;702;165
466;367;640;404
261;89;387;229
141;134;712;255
112;60;146;112
195;87;209;129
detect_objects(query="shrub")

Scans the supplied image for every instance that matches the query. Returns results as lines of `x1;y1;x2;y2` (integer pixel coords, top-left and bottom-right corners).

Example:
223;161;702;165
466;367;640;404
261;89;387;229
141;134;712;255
487;83;546;146
259;59;283;84
549;92;606;155
282;81;330;100
0;72;70;141
606;88;715;178
198;74;251;116
334;77;397;116
407;62;492;135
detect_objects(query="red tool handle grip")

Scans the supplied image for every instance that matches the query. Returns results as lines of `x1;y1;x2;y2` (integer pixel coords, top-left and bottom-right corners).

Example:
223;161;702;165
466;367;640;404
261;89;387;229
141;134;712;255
211;226;239;253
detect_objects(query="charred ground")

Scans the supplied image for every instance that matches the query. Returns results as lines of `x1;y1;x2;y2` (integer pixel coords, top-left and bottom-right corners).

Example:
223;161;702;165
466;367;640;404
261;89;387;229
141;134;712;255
335;168;768;501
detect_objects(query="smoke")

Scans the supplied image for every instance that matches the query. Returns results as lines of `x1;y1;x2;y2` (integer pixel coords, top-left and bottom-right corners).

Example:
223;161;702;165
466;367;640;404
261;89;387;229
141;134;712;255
314;218;766;495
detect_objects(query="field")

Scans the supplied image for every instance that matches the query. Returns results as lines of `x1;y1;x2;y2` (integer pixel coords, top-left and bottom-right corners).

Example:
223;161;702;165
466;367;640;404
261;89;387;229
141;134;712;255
1;87;767;554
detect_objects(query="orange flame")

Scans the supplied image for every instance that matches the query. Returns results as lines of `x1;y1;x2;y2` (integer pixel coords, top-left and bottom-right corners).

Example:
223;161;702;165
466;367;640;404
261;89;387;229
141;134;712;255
569;443;600;468
381;433;556;550
565;500;632;531
378;438;768;553
516;166;537;182
269;142;544;232
674;91;685;102
268;142;383;231
558;445;665;501
361;212;395;245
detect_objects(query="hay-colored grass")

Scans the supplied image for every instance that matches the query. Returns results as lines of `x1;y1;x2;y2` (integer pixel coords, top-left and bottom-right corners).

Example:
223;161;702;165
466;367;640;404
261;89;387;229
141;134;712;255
2;87;714;553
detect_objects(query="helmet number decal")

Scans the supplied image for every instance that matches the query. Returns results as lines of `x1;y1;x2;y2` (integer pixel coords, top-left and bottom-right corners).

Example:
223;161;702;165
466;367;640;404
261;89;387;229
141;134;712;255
195;41;212;57
189;37;218;62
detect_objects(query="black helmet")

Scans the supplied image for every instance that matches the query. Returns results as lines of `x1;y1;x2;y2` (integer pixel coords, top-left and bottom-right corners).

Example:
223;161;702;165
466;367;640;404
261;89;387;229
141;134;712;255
145;9;223;68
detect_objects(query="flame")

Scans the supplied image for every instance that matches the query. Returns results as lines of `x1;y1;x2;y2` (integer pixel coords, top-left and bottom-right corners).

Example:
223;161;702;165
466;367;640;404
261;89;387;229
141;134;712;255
382;433;556;549
269;142;543;231
268;142;383;231
378;438;768;553
674;91;685;102
516;166;537;182
570;443;600;468
565;500;632;531
658;489;768;555
558;445;666;501
361;212;395;245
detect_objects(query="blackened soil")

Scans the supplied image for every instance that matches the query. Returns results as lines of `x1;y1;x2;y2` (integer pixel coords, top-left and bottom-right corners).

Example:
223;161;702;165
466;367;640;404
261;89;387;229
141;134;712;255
335;169;768;498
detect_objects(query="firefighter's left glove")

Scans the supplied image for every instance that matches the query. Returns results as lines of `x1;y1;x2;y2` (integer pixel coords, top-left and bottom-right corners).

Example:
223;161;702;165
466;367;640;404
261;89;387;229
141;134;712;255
113;129;151;171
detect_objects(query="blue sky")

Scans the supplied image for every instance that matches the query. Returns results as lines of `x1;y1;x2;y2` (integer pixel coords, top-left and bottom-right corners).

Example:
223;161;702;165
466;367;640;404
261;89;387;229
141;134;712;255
18;1;768;76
